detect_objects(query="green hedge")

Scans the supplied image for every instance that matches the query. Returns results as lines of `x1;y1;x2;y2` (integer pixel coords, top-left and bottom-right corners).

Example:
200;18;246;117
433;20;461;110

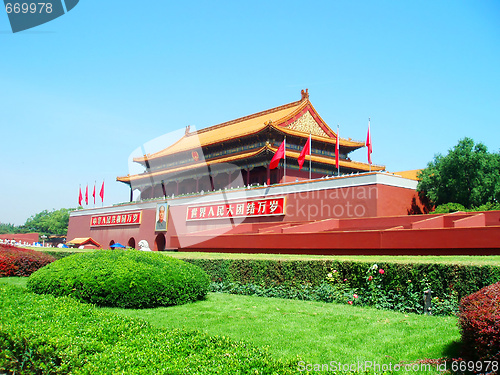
0;285;299;374
28;250;210;308
182;258;500;314
41;250;82;260
182;258;500;299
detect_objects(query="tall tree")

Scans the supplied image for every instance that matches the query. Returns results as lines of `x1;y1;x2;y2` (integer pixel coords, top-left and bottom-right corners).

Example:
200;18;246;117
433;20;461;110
418;138;500;209
0;222;24;234
23;208;74;236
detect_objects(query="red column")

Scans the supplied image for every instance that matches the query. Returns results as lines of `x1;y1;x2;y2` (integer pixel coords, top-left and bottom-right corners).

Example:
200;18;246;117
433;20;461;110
267;165;271;185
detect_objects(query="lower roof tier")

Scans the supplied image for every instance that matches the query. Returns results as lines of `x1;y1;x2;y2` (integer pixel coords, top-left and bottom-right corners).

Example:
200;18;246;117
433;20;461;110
117;145;384;188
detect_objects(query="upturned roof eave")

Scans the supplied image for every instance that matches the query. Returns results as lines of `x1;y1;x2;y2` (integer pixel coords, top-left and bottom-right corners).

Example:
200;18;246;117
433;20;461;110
133;98;309;164
117;143;384;186
118;146;273;184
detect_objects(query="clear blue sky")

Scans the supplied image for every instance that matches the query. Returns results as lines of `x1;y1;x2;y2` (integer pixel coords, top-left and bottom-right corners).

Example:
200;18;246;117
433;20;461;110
1;1;499;225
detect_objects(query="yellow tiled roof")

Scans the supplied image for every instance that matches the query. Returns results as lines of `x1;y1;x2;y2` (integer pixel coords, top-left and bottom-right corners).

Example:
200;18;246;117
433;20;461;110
266;145;386;172
66;237;101;247
134;96;365;163
392;169;422;181
117;144;384;184
118;148;269;183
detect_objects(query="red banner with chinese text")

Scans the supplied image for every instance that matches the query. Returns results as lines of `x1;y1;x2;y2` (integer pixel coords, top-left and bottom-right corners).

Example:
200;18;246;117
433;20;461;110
186;197;286;221
90;211;142;227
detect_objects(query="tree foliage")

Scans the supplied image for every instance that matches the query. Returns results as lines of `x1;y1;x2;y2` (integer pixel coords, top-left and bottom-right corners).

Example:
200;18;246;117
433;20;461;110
417;138;500;209
0;223;24;234
23;208;74;236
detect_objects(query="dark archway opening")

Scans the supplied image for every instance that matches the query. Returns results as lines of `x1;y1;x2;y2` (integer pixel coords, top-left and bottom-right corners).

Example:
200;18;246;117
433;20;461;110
155;233;166;251
128;237;136;249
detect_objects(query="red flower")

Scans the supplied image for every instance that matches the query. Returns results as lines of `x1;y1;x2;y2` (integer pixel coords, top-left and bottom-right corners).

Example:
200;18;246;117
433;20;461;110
379;269;385;274
348;301;353;305
353;294;358;299
368;276;373;281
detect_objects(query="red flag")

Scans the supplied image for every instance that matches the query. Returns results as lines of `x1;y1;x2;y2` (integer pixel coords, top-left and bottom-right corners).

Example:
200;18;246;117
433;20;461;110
99;181;104;202
270;140;285;169
366;119;372;165
335;127;340;169
92;183;96;204
298;135;311;170
85;185;88;205
78;187;82;206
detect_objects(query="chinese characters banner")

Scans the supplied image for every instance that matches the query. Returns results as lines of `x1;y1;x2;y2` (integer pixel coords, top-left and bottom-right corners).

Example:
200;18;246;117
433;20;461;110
186;197;286;221
90;211;142;227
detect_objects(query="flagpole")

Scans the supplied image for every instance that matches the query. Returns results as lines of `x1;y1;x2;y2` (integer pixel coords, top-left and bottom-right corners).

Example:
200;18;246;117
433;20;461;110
337;124;340;176
369;118;371;172
309;133;311;180
284;137;286;183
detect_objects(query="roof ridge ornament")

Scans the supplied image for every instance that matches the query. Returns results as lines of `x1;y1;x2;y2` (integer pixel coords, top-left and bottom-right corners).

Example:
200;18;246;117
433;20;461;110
301;88;309;101
185;125;191;135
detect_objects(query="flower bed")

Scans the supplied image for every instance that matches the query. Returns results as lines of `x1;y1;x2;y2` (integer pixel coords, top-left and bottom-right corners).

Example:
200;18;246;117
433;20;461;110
0;244;55;277
458;281;500;362
184;258;500;316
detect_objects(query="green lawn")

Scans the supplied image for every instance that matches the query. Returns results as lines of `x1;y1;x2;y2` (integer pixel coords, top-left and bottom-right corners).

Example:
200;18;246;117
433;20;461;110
0;276;28;287
1;277;461;373
166;251;500;266
27;247;500;266
106;292;460;369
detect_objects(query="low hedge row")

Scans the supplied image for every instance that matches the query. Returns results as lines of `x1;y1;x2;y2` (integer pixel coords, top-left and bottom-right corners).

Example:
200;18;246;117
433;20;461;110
458;281;500;362
28;250;210;308
183;258;500;314
0;244;55;277
41;250;81;260
0;285;299;374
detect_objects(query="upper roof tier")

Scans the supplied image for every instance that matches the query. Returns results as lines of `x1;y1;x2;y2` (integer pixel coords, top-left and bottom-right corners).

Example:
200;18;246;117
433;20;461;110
134;89;365;164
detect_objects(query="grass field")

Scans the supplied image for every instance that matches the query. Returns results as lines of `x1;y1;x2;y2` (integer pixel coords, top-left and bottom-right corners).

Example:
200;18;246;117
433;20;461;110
167;251;500;266
106;293;461;368
0;277;461;373
31;247;500;266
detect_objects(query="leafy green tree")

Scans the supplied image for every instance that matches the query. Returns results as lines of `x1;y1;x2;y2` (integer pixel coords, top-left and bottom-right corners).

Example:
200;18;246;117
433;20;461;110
432;203;467;214
418;138;500;209
0;222;24;234
23;208;74;236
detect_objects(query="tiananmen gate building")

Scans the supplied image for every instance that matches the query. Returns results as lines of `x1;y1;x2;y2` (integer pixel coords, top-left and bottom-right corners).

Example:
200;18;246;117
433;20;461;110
116;89;383;200
67;91;500;255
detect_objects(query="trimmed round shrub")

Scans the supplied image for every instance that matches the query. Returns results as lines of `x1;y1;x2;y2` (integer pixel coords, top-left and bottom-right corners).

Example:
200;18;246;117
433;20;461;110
0;244;56;277
27;250;210;308
458;281;500;362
